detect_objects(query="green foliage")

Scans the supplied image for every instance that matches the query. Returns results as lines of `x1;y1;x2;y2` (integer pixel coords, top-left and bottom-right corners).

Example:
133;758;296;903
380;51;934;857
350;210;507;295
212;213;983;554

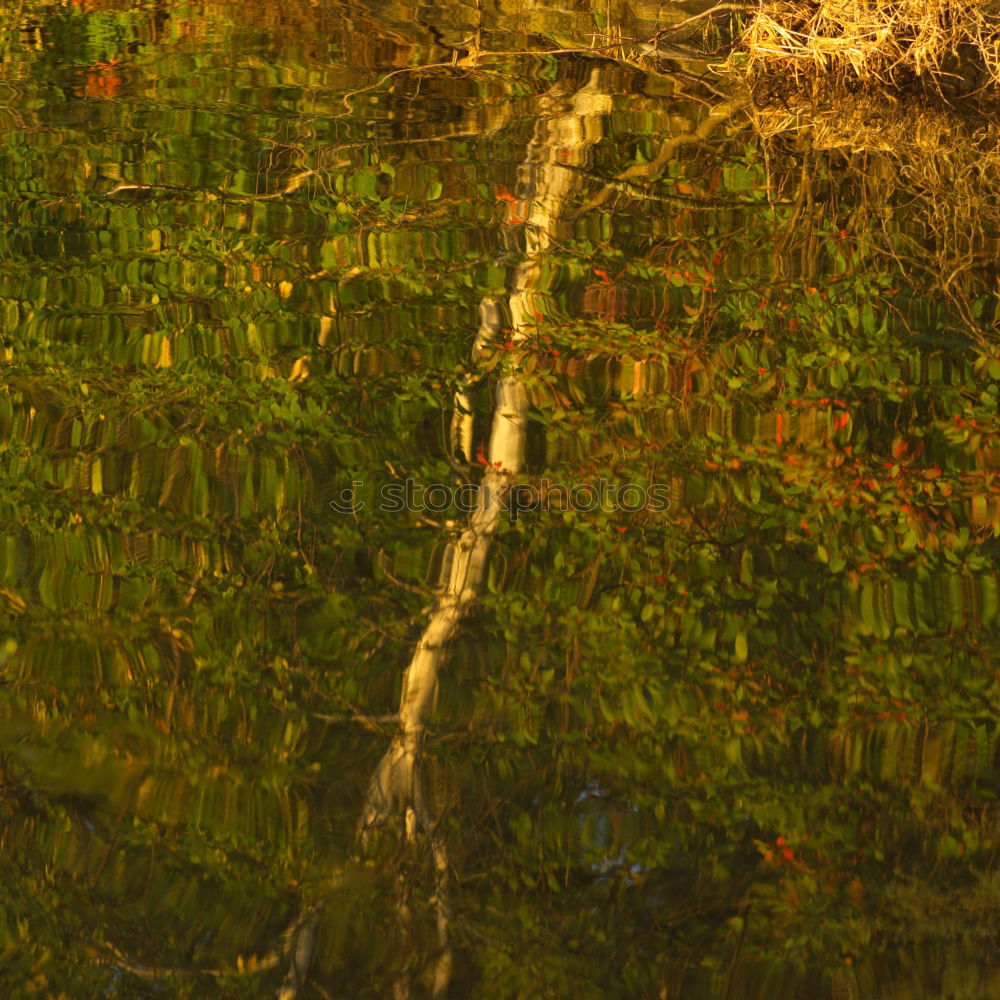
1;1;1000;998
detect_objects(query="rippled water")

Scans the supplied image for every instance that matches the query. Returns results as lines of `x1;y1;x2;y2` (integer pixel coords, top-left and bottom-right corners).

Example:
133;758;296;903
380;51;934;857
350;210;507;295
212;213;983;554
2;1;1000;998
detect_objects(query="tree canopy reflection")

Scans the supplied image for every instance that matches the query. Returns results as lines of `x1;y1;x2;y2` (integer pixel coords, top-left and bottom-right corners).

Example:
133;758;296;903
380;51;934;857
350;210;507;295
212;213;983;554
1;1;999;998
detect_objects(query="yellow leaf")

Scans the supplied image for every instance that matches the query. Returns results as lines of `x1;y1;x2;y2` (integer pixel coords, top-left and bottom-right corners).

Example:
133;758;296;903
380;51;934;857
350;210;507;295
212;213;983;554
319;316;334;347
288;356;310;382
0;587;27;613
156;336;172;368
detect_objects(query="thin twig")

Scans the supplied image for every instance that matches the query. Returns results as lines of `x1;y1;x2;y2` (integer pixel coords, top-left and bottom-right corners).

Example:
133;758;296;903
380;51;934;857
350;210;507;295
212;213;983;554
655;2;757;38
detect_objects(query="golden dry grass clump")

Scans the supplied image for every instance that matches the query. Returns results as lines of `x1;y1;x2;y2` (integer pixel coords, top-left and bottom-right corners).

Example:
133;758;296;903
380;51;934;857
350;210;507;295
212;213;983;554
738;0;1000;95
751;92;1000;336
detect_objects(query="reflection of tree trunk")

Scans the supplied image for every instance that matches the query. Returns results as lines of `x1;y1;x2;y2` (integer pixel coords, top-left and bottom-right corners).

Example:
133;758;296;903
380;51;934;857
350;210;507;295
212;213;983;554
362;68;612;831
348;68;613;1000
279;66;611;1000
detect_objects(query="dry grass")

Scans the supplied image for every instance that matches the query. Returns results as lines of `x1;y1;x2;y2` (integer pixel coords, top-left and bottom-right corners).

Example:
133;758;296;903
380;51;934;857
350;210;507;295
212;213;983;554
750;92;1000;338
733;2;1000;312
737;0;1000;96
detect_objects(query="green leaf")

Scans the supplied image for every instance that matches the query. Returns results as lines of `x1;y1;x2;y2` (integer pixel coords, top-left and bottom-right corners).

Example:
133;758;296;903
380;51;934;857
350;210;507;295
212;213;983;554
734;630;748;663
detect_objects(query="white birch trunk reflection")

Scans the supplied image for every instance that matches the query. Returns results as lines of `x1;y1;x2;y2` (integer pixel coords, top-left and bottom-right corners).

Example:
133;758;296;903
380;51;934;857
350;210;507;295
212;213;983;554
355;68;613;999
280;67;612;1000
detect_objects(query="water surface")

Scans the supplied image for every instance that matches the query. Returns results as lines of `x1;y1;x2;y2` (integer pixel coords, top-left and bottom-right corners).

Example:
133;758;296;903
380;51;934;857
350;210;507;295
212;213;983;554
2;2;1000;997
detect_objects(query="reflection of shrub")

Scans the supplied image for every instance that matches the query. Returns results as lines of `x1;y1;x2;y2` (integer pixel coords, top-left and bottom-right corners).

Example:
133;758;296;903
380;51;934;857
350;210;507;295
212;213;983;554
747;91;1000;335
76;58;124;100
737;0;1000;97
